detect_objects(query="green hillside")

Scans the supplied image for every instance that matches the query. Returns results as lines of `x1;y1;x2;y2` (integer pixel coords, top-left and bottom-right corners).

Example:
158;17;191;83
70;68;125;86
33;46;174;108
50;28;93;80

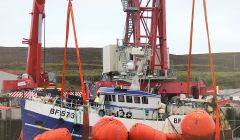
171;53;240;72
1;47;240;89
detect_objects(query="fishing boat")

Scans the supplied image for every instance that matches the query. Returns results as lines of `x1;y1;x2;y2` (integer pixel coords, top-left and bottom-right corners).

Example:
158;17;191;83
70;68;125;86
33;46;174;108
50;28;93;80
3;0;223;139
20;85;212;139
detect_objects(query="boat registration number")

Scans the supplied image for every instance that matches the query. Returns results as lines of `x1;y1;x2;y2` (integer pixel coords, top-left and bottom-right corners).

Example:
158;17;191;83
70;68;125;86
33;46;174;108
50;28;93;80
50;108;75;119
173;118;182;124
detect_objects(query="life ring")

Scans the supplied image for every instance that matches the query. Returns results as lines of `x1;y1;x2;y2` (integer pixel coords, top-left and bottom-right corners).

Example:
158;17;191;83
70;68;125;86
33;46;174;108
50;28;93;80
118;109;125;118
126;112;132;119
98;109;105;117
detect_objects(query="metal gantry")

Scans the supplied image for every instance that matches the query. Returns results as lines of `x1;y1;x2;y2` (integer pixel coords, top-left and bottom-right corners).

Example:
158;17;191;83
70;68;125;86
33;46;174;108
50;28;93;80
121;0;168;75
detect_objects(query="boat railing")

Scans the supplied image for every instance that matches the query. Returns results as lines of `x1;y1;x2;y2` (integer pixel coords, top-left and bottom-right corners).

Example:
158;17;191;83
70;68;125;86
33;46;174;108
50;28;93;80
30;95;84;110
54;97;83;110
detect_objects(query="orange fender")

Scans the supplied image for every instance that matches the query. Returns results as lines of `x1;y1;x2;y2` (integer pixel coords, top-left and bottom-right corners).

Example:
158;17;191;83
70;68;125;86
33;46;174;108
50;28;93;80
33;128;72;140
92;117;128;140
181;109;215;140
130;123;167;140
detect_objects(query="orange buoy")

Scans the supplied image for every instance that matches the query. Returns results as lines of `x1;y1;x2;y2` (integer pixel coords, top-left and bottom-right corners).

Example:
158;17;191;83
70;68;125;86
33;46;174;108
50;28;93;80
181;109;215;140
91;117;110;136
92;117;128;140
166;133;184;140
33;128;72;140
130;123;167;140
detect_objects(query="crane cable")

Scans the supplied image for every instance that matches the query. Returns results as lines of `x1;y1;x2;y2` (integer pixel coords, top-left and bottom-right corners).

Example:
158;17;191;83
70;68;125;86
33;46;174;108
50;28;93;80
186;0;195;97
61;1;87;103
203;0;220;138
60;1;71;98
186;0;220;139
61;1;89;139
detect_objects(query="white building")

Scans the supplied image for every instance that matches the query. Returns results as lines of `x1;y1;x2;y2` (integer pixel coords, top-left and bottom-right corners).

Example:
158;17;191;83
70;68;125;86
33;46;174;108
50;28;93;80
0;70;18;93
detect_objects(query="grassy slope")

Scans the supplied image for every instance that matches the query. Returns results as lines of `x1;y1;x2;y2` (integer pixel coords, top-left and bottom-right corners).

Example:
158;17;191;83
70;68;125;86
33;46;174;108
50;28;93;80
1;47;240;89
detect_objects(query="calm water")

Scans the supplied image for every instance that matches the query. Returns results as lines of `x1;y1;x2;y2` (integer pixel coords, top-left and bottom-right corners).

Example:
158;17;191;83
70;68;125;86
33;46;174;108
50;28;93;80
0;120;22;140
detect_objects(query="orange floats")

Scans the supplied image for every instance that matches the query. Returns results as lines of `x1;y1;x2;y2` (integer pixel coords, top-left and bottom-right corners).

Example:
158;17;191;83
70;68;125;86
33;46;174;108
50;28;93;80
181;109;215;140
130;123;167;140
33;128;72;140
166;133;183;140
92;110;215;140
92;118;128;140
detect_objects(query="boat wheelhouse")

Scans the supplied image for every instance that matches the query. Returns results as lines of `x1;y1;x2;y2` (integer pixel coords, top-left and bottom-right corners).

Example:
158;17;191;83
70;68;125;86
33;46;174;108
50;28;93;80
97;87;166;120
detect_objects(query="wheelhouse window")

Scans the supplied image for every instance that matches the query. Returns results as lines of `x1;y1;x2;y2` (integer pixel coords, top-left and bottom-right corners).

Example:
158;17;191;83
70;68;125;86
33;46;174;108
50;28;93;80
108;95;112;101
126;96;133;103
134;96;140;104
105;94;109;101
142;96;148;104
118;95;125;102
112;95;116;102
105;94;112;102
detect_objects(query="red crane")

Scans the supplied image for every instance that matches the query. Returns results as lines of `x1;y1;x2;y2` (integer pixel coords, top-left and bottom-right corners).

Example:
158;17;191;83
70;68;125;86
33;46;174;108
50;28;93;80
121;0;208;97
94;0;209;97
93;0;203;97
3;0;54;90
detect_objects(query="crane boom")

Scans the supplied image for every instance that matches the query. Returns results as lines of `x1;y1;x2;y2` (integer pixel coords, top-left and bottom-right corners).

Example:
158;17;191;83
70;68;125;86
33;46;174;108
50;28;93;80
23;0;45;86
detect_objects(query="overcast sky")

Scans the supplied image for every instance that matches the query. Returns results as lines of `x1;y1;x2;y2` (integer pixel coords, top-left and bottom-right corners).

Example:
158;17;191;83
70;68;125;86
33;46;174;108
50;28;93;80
0;0;239;54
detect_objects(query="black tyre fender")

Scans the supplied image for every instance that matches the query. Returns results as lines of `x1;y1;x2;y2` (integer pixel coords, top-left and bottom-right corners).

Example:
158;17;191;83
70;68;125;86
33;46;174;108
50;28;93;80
126;111;132;118
98;109;105;117
118;109;125;118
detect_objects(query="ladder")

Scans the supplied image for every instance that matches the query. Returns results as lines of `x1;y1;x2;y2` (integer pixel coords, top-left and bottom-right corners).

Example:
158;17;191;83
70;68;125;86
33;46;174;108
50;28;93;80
126;17;134;43
121;0;138;12
119;48;128;72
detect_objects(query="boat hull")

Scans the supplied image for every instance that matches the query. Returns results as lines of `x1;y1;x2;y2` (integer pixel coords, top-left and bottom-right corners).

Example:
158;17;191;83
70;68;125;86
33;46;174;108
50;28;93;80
21;99;185;140
21;100;87;140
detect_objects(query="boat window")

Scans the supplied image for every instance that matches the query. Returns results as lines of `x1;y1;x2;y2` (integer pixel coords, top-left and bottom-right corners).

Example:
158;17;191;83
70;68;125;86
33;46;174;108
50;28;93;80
112;95;116;102
134;96;141;104
105;95;112;102
108;95;112;101
142;97;148;104
130;54;133;60
118;95;125;102
126;96;133;103
105;95;109;101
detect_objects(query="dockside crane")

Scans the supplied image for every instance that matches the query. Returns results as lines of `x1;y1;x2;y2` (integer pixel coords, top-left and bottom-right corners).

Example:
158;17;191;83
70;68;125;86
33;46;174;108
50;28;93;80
121;0;168;76
3;0;55;91
96;0;208;98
